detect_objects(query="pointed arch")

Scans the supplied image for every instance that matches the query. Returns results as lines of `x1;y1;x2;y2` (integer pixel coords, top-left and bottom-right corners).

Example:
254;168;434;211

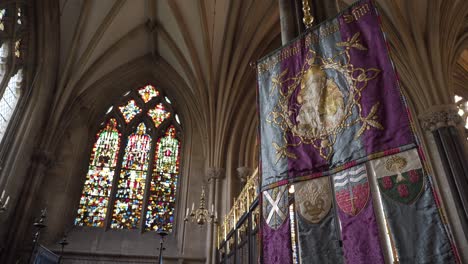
145;125;181;231
75;118;121;227
75;83;183;232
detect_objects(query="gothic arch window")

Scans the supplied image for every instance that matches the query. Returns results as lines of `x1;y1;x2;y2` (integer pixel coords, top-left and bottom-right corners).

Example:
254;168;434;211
0;3;27;142
455;94;468;139
75;84;182;232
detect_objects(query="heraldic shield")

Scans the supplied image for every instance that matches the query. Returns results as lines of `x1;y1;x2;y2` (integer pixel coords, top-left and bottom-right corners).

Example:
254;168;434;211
333;164;369;216
262;185;289;230
371;149;424;204
294;177;332;224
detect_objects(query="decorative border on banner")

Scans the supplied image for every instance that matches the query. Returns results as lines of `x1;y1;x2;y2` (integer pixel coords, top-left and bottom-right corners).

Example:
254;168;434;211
373;1;461;262
260;143;416;192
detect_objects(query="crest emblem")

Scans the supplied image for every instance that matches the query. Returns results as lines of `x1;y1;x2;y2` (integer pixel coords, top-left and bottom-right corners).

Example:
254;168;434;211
333;164;369;216
262;185;288;229
294;177;332;224
370;149;424;204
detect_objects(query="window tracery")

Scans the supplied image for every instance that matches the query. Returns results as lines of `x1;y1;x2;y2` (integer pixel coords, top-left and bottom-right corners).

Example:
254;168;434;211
75;84;182;232
0;2;27;143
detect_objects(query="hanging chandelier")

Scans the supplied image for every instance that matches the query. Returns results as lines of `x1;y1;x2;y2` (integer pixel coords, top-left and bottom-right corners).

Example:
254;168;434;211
184;186;218;226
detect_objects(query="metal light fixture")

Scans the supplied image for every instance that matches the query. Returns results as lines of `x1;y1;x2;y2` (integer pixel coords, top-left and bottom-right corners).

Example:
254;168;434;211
184;186;217;226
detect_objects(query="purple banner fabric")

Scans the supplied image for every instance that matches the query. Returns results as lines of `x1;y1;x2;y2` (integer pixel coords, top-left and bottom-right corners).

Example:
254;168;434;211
333;165;385;264
257;0;415;190
262;219;292;264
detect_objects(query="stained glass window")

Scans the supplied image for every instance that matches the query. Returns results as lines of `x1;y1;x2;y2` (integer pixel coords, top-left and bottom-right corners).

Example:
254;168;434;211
75;119;121;227
0;2;27;144
111;123;152;229
145;126;180;231
76;84;181;232
119;99;141;123
138;84;159;103
148;103;170;127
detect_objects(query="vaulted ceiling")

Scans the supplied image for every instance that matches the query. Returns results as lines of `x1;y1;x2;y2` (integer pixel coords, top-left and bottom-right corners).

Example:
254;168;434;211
57;0;281;168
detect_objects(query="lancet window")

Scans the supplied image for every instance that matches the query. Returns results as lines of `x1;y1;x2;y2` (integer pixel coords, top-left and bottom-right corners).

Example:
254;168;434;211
0;2;27;142
455;95;468;139
75;84;182;232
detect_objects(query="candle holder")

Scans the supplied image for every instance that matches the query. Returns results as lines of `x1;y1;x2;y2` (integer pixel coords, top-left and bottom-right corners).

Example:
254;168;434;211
184;186;218;226
157;230;168;264
58;235;69;264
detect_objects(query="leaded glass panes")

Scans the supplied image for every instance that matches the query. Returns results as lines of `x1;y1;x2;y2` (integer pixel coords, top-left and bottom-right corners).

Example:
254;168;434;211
0;69;22;140
111;123;151;229
148;103;170;128
76;84;181;232
75;119;121;227
138;84;159;103
119;99;141;123
0;9;5;31
145;126;180;231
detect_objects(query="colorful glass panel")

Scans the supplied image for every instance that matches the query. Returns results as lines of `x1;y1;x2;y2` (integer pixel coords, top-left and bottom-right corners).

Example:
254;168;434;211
75;119;121;227
138;84;159;103
111;123;151;229
118;99;141;123
148;103;170;127
146;126;180;231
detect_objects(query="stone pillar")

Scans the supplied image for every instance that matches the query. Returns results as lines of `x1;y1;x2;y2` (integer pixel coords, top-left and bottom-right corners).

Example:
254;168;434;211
279;0;300;44
205;168;224;264
420;105;468;240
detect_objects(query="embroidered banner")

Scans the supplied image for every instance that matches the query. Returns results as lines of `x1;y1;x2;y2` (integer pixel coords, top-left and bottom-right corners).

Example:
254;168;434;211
333;164;384;264
257;0;415;190
262;185;292;263
294;177;343;263
369;149;456;263
257;0;458;263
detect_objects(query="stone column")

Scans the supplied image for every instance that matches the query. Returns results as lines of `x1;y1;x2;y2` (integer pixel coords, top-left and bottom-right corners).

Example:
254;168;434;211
279;0;300;44
420;105;468;240
205;168;224;264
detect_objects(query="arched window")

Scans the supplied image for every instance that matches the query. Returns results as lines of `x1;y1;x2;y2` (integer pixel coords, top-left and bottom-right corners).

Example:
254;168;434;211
75;85;182;232
455;94;468;139
0;3;27;142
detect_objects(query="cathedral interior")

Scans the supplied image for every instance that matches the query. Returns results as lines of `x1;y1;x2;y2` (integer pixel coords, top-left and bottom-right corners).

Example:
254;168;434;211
0;0;466;263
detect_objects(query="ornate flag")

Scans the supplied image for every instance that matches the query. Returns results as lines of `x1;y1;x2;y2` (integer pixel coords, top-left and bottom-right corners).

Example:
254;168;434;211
262;185;292;263
369;149;456;263
294;177;343;263
258;0;415;190
333;164;384;264
257;0;458;263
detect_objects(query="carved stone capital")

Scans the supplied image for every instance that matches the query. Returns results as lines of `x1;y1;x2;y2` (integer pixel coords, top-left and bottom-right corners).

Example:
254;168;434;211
206;167;225;182
236;167;252;184
419;104;463;131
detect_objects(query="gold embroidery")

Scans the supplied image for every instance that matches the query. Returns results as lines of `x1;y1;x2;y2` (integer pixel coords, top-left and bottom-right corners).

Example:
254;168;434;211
266;32;383;161
385;155;408;182
344;3;371;24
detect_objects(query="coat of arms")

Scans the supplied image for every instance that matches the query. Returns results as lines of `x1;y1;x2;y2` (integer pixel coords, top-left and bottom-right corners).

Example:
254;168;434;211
294;177;332;224
333;164;369;216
